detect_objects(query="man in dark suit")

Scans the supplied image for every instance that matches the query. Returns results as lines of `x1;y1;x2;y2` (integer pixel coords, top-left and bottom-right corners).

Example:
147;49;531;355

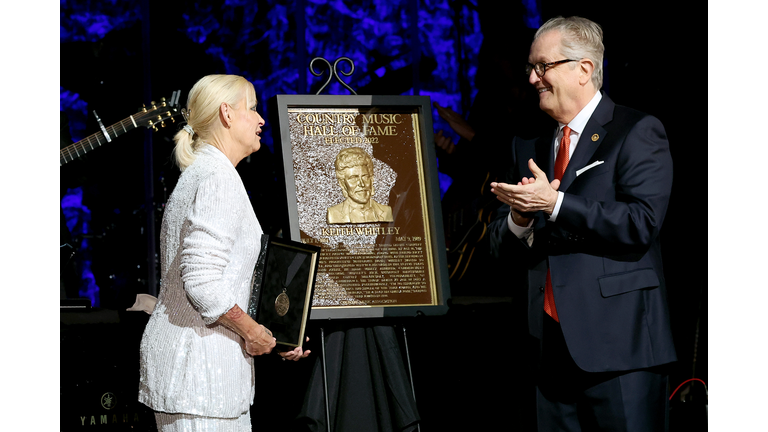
488;16;676;431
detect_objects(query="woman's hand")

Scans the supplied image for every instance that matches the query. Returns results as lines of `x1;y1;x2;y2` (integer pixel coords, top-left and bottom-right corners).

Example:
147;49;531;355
216;305;276;356
245;325;276;356
278;337;311;361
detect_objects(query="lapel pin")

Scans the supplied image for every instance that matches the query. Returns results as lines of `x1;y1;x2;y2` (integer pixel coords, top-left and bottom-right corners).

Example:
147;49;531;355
591;134;599;142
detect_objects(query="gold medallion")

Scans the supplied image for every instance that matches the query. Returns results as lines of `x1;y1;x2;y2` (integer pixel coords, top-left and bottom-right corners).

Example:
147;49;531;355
275;292;290;316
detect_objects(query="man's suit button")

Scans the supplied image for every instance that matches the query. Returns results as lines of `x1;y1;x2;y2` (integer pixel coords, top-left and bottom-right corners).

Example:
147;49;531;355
539;286;545;293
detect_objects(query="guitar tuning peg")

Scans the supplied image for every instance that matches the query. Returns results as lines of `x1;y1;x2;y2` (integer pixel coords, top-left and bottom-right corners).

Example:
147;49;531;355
142;104;147;112
152;125;158;131
151;101;157;109
160;121;166;128
166;111;175;123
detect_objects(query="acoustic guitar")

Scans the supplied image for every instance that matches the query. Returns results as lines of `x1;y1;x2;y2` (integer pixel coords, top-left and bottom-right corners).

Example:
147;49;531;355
60;91;182;166
59;91;182;269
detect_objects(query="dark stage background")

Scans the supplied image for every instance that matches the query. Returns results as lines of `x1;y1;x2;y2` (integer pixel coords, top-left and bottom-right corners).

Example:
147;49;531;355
59;0;707;430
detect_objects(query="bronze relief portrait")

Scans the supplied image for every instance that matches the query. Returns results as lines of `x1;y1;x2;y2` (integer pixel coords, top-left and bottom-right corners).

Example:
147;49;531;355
327;147;394;224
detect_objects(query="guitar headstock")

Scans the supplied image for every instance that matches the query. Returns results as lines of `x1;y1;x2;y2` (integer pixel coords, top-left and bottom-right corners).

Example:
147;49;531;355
134;90;183;132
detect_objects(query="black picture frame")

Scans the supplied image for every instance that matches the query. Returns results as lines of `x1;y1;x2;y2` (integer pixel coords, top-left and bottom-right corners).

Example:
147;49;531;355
249;236;321;350
270;94;451;320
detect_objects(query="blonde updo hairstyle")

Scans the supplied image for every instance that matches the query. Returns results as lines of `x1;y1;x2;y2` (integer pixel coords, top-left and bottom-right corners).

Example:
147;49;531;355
173;74;256;170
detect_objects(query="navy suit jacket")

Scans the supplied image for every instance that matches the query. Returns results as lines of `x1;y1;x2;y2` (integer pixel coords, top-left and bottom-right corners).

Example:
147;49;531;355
489;93;677;373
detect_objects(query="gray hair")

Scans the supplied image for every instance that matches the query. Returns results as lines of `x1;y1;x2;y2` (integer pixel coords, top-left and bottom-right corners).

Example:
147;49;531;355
535;16;604;90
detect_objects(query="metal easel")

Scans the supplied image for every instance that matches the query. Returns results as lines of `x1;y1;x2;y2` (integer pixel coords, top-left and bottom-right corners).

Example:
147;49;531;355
310;56;421;432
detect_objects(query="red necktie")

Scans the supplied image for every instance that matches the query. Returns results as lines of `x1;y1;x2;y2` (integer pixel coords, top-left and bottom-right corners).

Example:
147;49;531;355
544;126;571;322
554;126;571;182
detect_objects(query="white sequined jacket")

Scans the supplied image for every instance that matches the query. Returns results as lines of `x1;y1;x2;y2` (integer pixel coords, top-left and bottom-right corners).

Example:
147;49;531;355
139;144;263;418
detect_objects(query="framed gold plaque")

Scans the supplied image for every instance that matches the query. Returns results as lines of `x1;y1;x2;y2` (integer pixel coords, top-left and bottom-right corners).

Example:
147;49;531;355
271;95;450;319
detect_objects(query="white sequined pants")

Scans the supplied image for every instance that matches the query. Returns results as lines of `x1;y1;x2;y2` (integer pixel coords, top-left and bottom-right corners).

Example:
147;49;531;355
154;411;251;431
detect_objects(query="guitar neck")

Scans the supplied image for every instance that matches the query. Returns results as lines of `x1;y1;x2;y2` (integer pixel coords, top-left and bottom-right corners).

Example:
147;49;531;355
60;92;182;166
60;116;139;166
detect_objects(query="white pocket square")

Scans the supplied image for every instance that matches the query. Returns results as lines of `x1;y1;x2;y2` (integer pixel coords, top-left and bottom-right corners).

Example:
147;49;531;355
576;160;604;176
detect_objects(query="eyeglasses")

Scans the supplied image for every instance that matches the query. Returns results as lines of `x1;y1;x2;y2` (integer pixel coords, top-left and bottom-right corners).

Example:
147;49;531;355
525;59;579;77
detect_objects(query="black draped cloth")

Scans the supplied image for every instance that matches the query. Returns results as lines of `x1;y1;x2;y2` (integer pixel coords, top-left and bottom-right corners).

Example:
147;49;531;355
296;325;420;432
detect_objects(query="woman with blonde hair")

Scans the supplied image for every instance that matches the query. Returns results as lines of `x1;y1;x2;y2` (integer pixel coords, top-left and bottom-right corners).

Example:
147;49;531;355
139;74;309;431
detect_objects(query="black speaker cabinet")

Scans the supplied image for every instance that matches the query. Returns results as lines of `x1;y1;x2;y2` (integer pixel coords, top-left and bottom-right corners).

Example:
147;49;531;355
60;309;156;431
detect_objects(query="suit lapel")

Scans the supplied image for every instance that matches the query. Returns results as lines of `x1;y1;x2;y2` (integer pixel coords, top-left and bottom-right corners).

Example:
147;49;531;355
559;94;615;191
531;131;556;233
535;130;556;180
